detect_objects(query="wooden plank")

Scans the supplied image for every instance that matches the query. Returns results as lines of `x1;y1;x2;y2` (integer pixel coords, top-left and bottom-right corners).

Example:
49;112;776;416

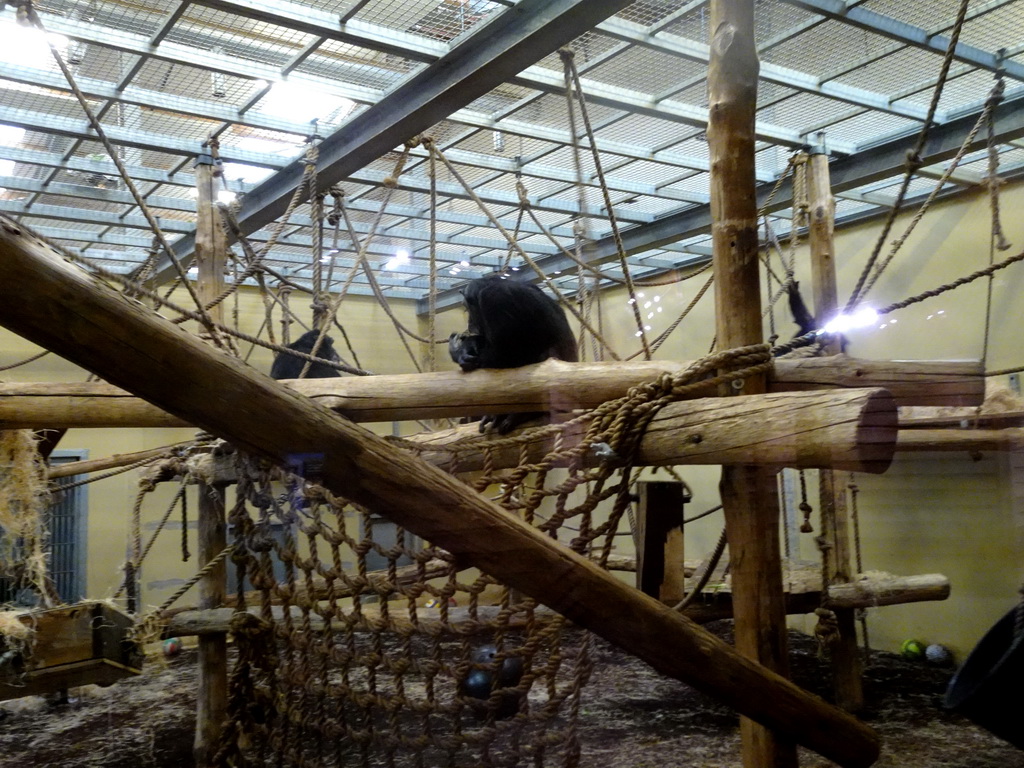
0;659;138;702
0;356;983;430
166;573;950;637
635;482;687;603
0;215;880;768
897;428;1024;452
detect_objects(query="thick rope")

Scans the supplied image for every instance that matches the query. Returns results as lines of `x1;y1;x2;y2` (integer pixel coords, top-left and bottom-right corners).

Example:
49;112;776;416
561;48;650;359
845;0;974;311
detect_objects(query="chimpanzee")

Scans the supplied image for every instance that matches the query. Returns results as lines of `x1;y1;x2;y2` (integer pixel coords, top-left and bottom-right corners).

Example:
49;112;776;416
786;281;817;338
449;274;578;434
270;329;342;380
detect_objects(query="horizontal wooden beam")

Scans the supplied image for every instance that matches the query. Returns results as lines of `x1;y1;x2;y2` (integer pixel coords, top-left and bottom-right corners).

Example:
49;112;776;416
897;428;1024;452
152;387;896;476
410;387;897;474
0;355;981;430
164;572;949;637
0;214;879;768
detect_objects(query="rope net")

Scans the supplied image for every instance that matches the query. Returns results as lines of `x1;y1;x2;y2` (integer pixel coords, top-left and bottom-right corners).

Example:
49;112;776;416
205;455;592;768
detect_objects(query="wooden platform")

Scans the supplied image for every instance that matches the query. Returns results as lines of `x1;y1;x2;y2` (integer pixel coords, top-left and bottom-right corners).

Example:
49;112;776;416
0;602;143;701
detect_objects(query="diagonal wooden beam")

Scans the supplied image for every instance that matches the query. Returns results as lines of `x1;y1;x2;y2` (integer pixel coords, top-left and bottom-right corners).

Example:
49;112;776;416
0;216;879;767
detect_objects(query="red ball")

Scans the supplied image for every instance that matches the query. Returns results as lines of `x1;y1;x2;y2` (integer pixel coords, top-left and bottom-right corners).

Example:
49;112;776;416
163;637;183;657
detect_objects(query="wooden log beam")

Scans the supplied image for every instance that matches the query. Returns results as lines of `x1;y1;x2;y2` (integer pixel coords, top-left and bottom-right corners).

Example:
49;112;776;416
0;356;982;430
46;441;192;480
897;428;1024;452
411;388;897;473
708;0;795;762
193;154;229;768
0;217;879;768
164;573;949;637
808;147;863;714
826;573;950;609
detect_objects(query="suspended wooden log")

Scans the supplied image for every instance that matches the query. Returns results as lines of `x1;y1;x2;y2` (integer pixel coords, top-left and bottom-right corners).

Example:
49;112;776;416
0;355;982;430
0;216;879;768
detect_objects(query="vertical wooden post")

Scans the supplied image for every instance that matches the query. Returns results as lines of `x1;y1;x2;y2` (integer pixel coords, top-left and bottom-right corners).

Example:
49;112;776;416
635;482;687;604
193;149;229;768
708;2;798;766
807;147;864;712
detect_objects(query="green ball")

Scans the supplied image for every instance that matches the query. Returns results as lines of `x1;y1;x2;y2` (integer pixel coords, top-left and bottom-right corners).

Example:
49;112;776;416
901;639;926;659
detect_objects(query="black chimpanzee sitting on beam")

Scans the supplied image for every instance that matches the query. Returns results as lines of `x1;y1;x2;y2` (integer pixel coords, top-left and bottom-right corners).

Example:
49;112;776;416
449;273;578;434
270;329;343;380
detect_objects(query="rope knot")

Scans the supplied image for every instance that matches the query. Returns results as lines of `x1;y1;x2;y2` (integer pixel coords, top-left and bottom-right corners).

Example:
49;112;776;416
515;180;531;208
986;77;1006;108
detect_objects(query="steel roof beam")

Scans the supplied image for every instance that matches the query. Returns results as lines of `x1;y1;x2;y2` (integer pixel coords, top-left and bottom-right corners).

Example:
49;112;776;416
187;0;855;151
153;0;639;283
11;9;735;178
0;105;651;225
781;0;1024;82
424;92;1024;313
596;16;934;123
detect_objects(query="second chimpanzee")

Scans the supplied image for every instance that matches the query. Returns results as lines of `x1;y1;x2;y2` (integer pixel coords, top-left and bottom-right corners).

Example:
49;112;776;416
270;329;343;380
449;274;578;434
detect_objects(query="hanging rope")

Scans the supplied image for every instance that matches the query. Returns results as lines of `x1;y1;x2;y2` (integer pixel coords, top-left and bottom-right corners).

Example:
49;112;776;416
429;143;619;359
848;478;871;659
560;48;650;359
13;1;232;349
0;350;50;371
844;0;975;312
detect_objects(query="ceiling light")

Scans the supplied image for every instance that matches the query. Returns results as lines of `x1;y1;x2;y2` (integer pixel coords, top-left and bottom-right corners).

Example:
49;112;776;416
0;125;24;148
221;162;274;185
255;82;356;124
384;249;411;271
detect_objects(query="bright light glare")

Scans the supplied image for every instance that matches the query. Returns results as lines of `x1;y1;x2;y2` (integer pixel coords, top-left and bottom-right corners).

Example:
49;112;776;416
0;21;65;68
221;162;275;184
256;82;356;124
217;190;237;204
822;307;878;334
0;125;25;148
383;249;412;271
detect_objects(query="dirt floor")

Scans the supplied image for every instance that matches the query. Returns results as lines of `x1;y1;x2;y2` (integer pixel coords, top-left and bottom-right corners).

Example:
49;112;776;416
1;622;1021;768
